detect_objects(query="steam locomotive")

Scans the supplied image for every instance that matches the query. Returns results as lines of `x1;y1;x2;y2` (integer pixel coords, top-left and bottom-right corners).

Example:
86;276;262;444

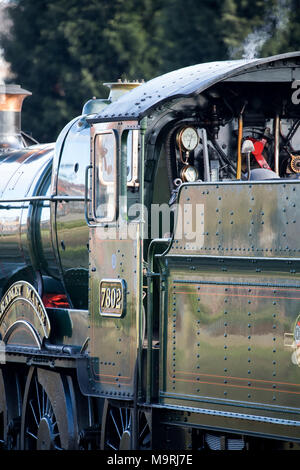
0;51;300;451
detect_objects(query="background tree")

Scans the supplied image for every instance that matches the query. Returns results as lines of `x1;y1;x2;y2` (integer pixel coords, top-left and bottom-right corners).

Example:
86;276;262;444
0;0;298;142
158;0;228;72
261;0;300;56
0;0;165;141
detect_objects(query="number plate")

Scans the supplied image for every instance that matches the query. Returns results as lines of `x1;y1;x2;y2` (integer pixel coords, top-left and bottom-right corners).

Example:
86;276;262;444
99;279;126;317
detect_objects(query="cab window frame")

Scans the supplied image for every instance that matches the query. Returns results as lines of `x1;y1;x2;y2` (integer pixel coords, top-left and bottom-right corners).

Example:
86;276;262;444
93;129;118;224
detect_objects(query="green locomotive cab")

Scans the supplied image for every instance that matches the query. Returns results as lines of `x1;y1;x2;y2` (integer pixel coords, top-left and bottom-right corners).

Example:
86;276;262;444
0;52;300;450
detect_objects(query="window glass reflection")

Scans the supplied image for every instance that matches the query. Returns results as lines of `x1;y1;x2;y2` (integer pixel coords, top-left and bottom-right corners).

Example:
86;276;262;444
94;132;116;221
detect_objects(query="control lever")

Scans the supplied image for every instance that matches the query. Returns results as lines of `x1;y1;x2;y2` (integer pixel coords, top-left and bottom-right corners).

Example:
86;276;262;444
242;139;255;180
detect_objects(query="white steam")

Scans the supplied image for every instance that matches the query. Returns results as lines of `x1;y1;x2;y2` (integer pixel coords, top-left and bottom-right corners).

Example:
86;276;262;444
232;0;291;60
0;0;12;83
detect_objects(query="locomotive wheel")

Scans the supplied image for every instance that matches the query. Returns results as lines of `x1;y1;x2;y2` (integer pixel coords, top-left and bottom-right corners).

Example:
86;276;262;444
101;400;151;450
0;365;23;449
21;366;82;450
138;408;152;449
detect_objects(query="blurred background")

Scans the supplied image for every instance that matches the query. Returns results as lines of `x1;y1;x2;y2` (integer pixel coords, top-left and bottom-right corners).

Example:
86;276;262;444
0;0;299;143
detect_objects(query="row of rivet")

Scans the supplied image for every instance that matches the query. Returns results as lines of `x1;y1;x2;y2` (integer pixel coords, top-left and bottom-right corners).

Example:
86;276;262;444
170;283;282;401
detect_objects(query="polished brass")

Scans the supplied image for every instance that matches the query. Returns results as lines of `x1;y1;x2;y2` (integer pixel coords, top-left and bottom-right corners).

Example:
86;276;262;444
290;154;300;173
180;164;198;182
0;93;27;112
103;80;142;102
1;53;300;449
236;113;243;179
0;84;31;112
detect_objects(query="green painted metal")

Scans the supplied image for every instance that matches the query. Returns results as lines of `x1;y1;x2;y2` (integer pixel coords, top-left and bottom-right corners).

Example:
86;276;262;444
156;181;300;431
1;53;300;447
168;181;300;258
84;120;143;399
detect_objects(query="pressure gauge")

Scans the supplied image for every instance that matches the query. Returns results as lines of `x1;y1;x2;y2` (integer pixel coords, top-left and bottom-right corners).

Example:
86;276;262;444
290;154;300;173
180;165;198;182
177;127;198;152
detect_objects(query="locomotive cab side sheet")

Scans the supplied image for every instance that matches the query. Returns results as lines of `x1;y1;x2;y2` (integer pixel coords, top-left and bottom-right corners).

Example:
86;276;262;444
156;181;300;439
80;120;144;399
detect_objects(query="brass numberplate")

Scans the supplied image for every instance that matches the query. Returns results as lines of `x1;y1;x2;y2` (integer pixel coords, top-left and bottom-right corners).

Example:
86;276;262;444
99;279;126;317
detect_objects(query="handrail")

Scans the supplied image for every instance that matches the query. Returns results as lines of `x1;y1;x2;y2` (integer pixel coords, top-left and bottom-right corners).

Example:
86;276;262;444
84;164;94;226
146;237;171;403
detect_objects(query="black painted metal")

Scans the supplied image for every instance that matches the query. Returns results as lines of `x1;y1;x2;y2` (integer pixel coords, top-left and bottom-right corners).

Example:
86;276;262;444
0;51;300;450
90;52;300;122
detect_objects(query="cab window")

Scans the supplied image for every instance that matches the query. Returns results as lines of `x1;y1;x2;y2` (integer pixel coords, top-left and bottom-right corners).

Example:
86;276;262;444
94;131;116;222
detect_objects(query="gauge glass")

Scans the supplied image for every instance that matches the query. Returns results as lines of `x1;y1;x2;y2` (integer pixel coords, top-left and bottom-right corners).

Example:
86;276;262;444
181;165;198;182
179;127;198;151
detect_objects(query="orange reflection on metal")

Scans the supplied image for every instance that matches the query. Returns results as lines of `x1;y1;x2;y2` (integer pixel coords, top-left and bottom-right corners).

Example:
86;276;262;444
0;93;28;112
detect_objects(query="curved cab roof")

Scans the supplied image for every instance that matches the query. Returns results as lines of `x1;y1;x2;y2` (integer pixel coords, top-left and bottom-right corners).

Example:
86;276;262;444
91;51;300;123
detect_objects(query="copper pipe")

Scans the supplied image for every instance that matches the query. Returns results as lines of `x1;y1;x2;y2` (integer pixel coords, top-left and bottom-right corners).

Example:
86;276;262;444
0;84;31;112
0;85;31;151
236;113;243;179
0;94;27;112
274;114;280;176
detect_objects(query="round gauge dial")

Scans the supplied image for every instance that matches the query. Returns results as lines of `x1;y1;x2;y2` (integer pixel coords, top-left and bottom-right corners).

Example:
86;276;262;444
180;165;198;182
290;154;300;173
178;127;198;151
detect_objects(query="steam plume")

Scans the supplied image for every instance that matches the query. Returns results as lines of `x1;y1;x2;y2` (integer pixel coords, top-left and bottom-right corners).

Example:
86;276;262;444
232;0;291;60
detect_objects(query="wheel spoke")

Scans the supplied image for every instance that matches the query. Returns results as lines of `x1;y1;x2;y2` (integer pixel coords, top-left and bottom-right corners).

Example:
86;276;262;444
54;444;63;451
21;368;83;450
29;399;39;428
107;440;118;450
139;421;148;439
26;429;38;440
110;409;122;440
125;408;129;430
34;378;42;422
120;408;125;433
42;386;45;416
102;402;141;451
142;433;151;447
